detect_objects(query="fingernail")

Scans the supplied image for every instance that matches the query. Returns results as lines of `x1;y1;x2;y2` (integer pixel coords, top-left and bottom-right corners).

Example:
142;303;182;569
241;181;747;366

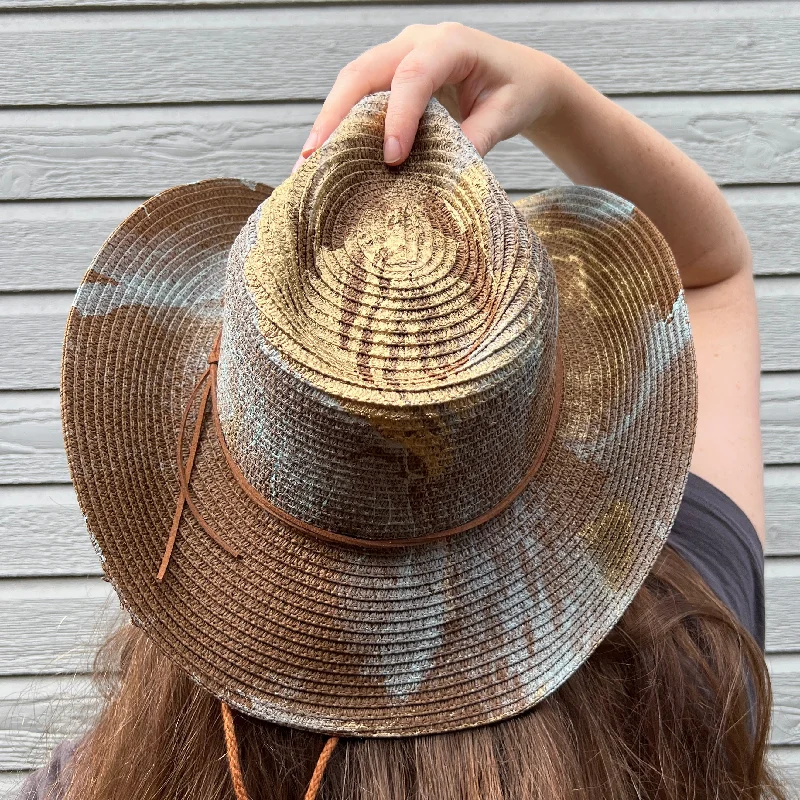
384;136;402;164
291;155;306;175
301;129;319;158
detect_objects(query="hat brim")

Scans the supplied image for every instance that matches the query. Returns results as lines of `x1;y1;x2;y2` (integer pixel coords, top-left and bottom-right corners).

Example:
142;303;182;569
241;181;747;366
61;178;696;737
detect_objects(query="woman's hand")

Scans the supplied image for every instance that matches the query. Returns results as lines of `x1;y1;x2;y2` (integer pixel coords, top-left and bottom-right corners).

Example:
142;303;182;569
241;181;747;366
290;23;766;549
292;22;566;172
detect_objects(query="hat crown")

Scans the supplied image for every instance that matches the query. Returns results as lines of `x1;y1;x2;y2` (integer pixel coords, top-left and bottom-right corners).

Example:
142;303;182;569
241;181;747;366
216;92;559;540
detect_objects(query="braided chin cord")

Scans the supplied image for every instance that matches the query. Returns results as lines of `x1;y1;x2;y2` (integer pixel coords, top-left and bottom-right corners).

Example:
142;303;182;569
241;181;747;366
303;736;341;800
220;700;340;800
221;702;249;800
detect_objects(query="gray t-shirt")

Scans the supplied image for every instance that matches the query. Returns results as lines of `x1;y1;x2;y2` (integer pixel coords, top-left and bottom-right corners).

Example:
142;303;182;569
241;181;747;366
667;472;765;650
17;737;79;800
17;472;765;798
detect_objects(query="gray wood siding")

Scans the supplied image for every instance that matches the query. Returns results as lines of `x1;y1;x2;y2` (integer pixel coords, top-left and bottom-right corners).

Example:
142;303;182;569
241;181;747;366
2;97;800;199
0;1;797;797
2;5;800;104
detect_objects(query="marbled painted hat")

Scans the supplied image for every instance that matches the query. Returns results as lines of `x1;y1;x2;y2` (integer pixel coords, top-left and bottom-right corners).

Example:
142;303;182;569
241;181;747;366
61;91;697;741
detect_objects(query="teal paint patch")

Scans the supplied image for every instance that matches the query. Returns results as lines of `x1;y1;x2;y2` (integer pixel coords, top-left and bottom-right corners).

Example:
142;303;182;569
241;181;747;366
73;271;222;317
564;291;691;464
595;194;635;219
371;549;447;701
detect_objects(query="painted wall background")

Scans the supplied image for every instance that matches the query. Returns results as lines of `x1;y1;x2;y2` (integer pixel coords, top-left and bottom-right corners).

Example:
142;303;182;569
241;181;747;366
0;0;799;795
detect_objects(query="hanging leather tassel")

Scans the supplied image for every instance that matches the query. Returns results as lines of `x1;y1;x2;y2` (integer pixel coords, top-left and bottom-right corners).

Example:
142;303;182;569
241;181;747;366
157;341;239;582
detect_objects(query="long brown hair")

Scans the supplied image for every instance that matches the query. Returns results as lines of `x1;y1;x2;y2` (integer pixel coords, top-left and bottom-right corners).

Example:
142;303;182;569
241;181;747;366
55;545;785;800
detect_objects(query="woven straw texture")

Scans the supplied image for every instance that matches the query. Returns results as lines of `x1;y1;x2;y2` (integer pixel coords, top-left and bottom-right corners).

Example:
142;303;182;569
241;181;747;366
61;91;697;737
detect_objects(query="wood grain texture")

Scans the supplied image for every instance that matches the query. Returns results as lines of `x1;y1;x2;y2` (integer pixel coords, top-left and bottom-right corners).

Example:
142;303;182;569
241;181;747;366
757;278;800;372
771;656;800;748
766;560;800;655
0;394;68;484
4;187;798;293
762;376;800;466
765;468;800;558
0;772;28;799
770;747;800;795
3;0;789;11
0;295;70;391
0;579;121;676
0;676;97;772
2;95;800;201
0;486;96;577
0;200;140;292
723;187;800;278
1;4;799;106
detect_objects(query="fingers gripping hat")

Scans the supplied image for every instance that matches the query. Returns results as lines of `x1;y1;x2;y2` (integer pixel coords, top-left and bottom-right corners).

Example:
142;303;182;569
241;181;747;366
61;91;696;797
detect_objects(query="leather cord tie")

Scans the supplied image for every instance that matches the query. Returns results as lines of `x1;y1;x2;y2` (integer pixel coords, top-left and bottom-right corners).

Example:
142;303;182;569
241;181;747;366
158;331;564;580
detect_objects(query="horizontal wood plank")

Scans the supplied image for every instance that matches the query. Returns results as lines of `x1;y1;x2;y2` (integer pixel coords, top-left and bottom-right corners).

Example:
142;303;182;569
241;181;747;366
0;772;29;799
0;579;121;676
1;662;799;772
0;393;68;484
4;0;789;9
2;96;800;202
761;375;800;465
770;747;800;794
1;4;799;106
0;564;797;678
4;467;800;578
765;468;800;557
0;200;140;292
765;560;800;655
4;187;798;293
722;187;800;278
0;486;96;577
769;656;800;748
0;676;96;772
0;370;798;487
0;295;70;391
757;278;800;371
5;281;800;392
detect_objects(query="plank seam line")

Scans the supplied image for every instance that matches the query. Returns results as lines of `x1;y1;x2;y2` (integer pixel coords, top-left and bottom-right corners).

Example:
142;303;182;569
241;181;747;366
3;88;800;114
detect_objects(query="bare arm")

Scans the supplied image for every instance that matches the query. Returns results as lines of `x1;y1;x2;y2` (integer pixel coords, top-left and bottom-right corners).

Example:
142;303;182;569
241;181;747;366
298;23;765;542
525;63;752;291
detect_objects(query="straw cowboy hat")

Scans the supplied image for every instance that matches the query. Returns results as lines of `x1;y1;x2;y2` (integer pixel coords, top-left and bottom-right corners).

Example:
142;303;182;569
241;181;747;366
61;90;697;740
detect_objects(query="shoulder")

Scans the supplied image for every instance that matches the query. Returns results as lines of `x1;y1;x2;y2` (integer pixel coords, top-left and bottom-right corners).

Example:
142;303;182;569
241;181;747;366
16;738;81;800
684;270;765;544
668;471;765;649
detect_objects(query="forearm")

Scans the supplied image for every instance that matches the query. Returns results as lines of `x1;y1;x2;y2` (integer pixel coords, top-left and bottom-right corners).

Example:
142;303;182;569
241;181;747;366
524;58;752;289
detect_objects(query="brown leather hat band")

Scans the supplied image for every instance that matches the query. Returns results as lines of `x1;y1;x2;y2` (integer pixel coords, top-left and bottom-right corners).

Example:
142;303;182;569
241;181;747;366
157;331;563;580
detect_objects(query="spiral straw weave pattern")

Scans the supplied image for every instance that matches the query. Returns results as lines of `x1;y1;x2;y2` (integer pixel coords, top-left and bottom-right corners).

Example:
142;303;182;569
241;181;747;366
61;91;696;738
216;92;559;541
